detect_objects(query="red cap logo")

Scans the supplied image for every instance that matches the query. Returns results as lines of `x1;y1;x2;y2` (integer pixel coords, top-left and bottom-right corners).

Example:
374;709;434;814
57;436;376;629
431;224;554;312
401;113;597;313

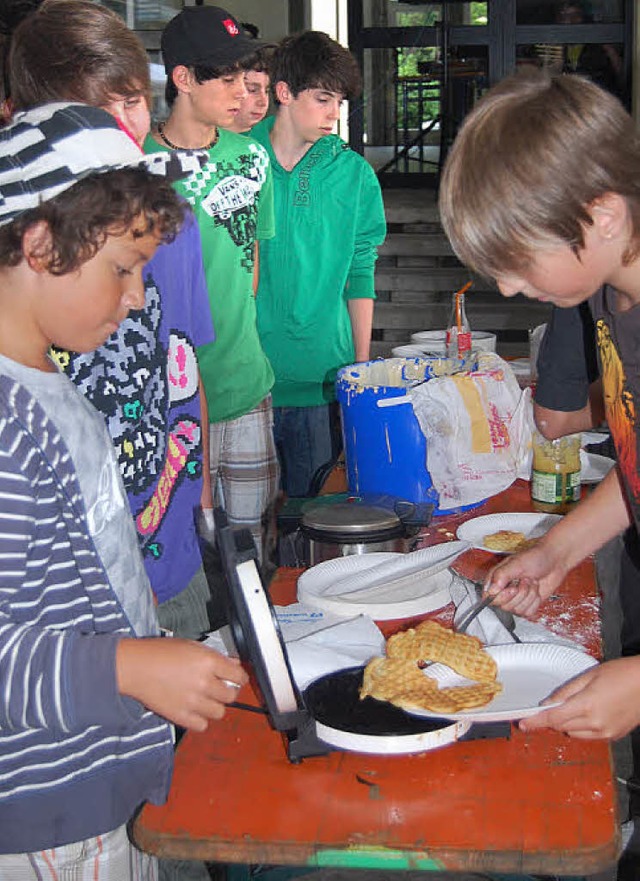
222;18;239;36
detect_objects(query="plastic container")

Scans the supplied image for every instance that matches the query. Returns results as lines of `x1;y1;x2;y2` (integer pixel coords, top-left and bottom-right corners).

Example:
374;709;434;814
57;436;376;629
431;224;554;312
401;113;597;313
336;356;484;516
411;329;497;353
390;344;435;358
531;431;581;514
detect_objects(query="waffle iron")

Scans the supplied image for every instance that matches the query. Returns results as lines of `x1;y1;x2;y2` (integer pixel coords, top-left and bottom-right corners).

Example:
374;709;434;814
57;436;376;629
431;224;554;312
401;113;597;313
214;508;509;762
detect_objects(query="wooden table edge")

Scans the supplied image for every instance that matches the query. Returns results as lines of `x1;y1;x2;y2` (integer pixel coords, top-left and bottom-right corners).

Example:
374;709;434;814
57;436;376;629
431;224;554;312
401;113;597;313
132;825;622;875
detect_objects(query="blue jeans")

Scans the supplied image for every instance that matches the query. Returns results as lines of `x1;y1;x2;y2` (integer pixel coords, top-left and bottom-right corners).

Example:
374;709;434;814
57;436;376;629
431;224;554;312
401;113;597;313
273;404;338;497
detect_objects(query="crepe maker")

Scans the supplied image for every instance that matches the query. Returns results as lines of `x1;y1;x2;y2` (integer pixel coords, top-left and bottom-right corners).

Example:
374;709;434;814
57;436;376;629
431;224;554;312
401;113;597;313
213;507;507;762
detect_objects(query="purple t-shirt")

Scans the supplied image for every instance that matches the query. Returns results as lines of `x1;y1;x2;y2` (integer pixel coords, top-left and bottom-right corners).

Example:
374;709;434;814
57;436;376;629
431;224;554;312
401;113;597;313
56;211;214;604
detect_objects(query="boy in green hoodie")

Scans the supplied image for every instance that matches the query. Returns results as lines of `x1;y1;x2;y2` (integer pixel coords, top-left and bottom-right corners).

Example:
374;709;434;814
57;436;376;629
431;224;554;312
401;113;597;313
252;31;387;498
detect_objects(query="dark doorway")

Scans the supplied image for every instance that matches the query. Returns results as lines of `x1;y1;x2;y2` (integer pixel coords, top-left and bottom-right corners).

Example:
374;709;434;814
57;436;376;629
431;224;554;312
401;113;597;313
348;0;633;187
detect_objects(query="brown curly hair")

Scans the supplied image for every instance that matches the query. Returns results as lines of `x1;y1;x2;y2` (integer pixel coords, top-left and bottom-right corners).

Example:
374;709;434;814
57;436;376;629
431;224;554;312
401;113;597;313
0;168;186;274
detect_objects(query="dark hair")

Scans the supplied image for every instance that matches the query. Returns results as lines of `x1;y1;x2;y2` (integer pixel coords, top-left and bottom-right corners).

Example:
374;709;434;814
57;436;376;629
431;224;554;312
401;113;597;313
164;60;243;107
269;31;361;102
241;21;259;40
9;0;151;111
243;45;274;75
0;168;185;273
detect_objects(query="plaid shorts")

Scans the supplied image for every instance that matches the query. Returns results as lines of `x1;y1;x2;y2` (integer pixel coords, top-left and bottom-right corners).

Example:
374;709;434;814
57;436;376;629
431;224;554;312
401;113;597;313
0;824;156;881
209;396;280;563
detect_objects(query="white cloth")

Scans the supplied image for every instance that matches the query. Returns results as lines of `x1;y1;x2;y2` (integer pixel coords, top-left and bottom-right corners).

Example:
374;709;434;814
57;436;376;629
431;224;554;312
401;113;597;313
281;605;385;690
450;573;586;650
204;604;385;692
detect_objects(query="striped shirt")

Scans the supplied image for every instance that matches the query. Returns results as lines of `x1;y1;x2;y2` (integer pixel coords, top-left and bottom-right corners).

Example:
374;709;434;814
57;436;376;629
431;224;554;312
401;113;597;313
0;371;173;853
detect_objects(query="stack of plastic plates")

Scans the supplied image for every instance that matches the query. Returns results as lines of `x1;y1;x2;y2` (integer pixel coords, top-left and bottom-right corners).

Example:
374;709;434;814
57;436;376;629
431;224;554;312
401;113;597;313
297;541;469;620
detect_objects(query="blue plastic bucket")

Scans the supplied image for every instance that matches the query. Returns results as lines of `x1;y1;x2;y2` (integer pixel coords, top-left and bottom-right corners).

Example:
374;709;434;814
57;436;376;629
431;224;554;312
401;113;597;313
336;357;485;516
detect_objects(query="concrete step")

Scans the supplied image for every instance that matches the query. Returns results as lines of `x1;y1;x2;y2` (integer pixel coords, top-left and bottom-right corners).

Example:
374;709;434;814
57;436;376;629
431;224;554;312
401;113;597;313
376;266;483;292
373;297;551;333
382;188;440;224
379;232;454;258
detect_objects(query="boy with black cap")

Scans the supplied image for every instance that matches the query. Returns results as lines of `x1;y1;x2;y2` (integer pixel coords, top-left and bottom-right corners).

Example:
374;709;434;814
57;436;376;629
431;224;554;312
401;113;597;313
0;102;247;878
146;6;279;566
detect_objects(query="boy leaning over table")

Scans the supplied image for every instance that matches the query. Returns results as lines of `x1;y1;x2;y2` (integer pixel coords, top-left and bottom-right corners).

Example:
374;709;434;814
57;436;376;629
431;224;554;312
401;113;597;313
0;102;247;879
438;68;640;742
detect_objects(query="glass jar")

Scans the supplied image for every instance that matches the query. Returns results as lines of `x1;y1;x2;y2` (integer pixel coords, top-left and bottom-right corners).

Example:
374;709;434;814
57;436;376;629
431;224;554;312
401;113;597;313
531;431;581;514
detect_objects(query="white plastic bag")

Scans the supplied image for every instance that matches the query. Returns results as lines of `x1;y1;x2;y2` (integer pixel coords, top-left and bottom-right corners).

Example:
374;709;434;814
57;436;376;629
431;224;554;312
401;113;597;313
409;352;534;508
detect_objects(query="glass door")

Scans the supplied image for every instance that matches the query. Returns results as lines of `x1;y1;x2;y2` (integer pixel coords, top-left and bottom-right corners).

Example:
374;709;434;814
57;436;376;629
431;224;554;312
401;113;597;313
514;0;631;103
349;1;492;187
348;0;633;187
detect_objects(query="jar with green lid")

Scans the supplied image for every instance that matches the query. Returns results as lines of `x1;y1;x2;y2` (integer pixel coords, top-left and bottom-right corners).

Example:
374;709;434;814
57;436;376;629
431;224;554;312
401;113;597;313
531;431;581;514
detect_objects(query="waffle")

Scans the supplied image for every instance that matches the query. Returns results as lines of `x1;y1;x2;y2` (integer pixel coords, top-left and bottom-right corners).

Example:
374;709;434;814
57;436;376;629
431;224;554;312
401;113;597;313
483;529;526;551
359;656;502;713
394;681;502;713
360;657;434;701
385;619;498;683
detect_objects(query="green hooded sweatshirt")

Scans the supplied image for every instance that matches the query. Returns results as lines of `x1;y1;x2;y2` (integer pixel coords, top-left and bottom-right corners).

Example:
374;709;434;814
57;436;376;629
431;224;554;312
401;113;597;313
252;117;386;407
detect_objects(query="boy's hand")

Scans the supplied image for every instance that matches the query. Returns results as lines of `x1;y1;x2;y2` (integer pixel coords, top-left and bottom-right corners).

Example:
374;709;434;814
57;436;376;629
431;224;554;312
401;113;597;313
116;638;248;732
486;540;568;619
519;656;640;740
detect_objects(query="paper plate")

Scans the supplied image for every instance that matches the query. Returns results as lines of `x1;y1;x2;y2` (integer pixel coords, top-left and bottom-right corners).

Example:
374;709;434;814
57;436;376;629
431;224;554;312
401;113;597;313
580;450;615;484
403;643;598;722
581;430;611;448
297;543;469;620
455;512;562;554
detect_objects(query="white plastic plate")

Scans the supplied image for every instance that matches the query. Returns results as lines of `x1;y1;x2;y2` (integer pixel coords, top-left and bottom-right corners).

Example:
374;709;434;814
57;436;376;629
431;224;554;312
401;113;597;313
455;512;562;554
580;450;615;484
297;543;469;620
403;643;598;722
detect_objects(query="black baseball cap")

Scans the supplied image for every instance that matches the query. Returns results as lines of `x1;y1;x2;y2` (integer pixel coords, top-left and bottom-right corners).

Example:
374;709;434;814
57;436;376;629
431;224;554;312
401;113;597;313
161;6;259;75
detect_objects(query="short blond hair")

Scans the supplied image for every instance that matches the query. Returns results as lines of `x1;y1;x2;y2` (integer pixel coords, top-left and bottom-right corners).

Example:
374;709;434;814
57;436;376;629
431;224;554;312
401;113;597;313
439;69;640;280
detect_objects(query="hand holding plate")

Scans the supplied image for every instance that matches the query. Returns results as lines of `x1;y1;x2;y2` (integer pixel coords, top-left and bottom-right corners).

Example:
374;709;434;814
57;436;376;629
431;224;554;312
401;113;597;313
519;655;640;740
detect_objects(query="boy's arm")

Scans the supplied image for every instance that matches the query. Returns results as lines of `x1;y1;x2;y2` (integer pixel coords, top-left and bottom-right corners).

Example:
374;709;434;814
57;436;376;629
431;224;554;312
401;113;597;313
253;241;260;296
534;303;602;438
344;164;386;358
487;465;631;617
182;215;214;510
519;654;640;740
0;455;132;734
347;297;374;362
199;376;213;509
116;637;247;732
535;378;605;439
348;163;387;279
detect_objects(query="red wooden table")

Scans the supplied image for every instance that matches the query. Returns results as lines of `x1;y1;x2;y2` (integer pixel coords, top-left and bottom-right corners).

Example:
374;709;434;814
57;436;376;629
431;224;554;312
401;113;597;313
133;481;620;875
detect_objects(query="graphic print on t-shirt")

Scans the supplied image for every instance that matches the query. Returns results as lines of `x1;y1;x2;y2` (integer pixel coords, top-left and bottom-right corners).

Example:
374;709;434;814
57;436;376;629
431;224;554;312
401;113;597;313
52;274;201;558
181;143;269;272
597;318;640;509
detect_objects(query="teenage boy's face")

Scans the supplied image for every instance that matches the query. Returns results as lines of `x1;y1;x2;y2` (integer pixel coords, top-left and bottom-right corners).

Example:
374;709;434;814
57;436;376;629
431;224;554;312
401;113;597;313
231;70;270;133
35;221;160;354
101;92;151;148
190;70;247;129
288;88;343;144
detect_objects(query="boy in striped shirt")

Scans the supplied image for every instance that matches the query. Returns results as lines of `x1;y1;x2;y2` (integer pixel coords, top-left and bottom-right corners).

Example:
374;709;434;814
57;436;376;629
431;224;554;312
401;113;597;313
0;103;247;879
